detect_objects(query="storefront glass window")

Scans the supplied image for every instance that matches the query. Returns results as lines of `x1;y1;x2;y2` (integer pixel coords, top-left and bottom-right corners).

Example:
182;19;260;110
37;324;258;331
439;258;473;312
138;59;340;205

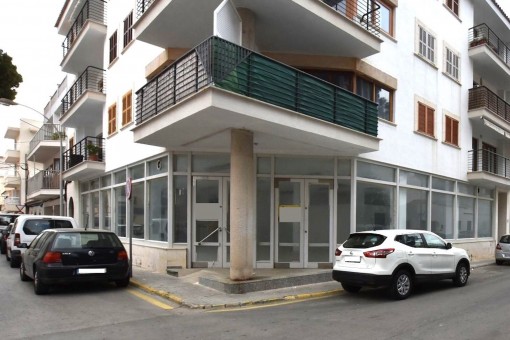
114;186;126;237
431;192;454;239
275;157;334;176
357;161;395;182
478;200;492;237
399;170;428;188
356;181;394;231
337;179;351;243
173;176;187;243
148;157;168;176
92;192;100;229
148;177;168;242
457;196;475;239
192;154;230;173
131;182;145;239
399;188;427;230
256;178;271;261
102;190;111;230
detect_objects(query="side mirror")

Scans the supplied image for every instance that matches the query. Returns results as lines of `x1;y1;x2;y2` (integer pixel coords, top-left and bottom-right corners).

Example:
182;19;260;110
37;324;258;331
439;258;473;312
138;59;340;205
446;242;452;250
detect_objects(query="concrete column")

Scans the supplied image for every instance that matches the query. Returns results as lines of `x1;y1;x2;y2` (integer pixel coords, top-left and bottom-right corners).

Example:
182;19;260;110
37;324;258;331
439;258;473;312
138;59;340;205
230;129;255;281
237;8;258;51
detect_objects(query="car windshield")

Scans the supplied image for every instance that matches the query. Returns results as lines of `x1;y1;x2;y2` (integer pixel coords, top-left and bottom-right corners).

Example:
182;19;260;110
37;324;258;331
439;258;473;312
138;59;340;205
23;219;74;235
343;233;386;249
52;232;123;249
500;235;510;244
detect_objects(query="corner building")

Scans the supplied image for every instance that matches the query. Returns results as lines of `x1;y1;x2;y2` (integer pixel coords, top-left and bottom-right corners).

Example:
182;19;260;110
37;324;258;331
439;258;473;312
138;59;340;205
54;0;510;276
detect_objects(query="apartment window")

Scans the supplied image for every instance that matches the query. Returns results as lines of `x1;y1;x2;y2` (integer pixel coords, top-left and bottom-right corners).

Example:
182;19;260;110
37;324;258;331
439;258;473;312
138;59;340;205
375;85;392;121
123;11;133;48
375;0;394;36
417;24;436;64
446;0;459;16
109;31;118;64
108;103;117;135
445;46;460;81
122;91;132;126
417;102;435;137
444;115;459;146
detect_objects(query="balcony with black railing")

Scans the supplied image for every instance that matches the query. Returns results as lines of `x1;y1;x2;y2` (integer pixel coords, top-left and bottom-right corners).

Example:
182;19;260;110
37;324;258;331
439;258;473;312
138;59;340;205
27;124;63;160
469;24;510;89
134;1;380;58
468;149;510;187
468;86;510;133
134;36;379;155
60;66;106;128
27;170;60;198
61;0;107;74
62;136;105;181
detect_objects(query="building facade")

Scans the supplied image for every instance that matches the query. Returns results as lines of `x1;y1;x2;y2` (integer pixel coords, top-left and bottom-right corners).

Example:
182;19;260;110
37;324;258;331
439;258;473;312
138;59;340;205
51;0;510;276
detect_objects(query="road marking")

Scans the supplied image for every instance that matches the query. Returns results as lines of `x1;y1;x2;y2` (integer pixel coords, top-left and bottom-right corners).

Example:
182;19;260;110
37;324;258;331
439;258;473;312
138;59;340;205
207;295;333;313
128;288;174;310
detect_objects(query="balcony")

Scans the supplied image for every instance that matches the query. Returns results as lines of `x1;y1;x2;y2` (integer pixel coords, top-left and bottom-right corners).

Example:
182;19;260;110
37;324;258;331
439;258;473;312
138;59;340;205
4;176;21;189
468;24;510;89
60;67;106;128
4;126;19;140
27;170;60;202
468;149;510;188
468;86;510;139
62;136;105;181
27;125;64;161
134;36;379;156
134;0;380;59
60;0;107;74
4;149;20;164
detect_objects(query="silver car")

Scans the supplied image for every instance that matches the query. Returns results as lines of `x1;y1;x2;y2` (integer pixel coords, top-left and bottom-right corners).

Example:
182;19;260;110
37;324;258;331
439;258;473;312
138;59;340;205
495;235;510;265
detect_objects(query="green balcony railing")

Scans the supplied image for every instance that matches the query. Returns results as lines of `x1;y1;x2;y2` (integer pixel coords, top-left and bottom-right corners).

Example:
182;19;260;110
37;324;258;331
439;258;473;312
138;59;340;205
136;36;378;137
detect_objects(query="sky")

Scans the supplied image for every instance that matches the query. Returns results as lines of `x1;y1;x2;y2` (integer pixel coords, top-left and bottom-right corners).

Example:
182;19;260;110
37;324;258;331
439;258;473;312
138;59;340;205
0;0;510;155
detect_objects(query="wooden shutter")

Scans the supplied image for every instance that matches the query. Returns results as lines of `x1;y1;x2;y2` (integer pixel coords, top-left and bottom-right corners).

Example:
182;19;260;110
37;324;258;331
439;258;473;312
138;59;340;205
452;118;459;146
418;103;426;133
426;107;434;136
108;104;117;135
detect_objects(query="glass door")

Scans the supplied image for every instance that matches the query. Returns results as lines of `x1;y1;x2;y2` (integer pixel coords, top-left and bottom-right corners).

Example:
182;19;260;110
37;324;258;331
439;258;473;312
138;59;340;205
305;180;332;268
192;177;230;268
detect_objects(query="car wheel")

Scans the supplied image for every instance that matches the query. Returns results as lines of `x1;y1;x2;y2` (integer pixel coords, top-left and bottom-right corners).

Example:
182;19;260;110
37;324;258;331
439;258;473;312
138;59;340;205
33;270;49;295
115;276;130;288
390;270;412;300
341;283;362;293
9;256;19;268
453;262;469;287
20;262;29;281
496;260;504;265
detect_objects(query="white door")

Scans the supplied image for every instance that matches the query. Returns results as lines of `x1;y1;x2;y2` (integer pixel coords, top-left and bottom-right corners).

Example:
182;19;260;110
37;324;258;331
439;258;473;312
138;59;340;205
275;179;333;268
192;177;230;268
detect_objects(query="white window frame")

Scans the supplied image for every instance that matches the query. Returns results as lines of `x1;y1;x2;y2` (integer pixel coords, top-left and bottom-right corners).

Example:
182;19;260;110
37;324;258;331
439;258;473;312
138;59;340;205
444;44;460;81
416;20;437;65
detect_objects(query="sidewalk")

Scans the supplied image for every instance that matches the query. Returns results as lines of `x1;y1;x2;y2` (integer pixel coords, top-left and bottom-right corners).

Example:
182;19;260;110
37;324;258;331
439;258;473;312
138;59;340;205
129;259;495;310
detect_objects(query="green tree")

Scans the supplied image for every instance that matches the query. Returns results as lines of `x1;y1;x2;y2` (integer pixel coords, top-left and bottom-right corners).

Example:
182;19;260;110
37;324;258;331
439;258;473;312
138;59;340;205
0;49;23;100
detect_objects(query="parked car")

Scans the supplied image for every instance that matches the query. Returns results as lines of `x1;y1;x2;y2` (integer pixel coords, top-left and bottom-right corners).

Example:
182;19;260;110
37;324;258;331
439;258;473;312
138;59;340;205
0;213;19;231
19;228;130;295
332;229;470;300
6;215;78;268
495;234;510;265
0;224;13;254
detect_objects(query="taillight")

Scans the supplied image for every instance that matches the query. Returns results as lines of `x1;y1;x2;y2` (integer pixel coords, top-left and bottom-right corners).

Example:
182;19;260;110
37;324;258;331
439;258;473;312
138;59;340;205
14;233;20;246
363;248;395;258
335;249;342;256
42;252;62;264
117;250;128;261
496;244;502;250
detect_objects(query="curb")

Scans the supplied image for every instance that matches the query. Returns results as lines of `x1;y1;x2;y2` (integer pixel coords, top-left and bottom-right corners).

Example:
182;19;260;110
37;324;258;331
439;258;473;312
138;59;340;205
130;278;342;310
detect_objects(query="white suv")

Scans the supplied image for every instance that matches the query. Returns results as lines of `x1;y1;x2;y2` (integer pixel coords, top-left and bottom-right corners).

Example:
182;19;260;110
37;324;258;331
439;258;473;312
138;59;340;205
6;215;78;268
333;229;470;300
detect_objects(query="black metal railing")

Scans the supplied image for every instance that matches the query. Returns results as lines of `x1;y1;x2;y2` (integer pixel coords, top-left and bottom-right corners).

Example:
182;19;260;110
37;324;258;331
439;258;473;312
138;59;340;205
135;36;378;136
468;24;510;66
62;0;107;58
61;66;106;118
63;136;105;171
323;0;380;36
28;124;63;156
136;0;156;18
468;86;510;123
27;170;60;195
468;149;510;179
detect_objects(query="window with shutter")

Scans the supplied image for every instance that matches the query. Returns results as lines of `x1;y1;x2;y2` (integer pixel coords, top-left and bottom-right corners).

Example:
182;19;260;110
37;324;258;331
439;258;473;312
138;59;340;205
122;91;132;126
109;31;118;64
108;104;117;135
417;102;435;138
444;115;459;146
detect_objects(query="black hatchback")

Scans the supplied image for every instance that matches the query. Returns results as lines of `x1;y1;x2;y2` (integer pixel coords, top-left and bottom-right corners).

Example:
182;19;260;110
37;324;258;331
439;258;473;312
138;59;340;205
19;229;130;294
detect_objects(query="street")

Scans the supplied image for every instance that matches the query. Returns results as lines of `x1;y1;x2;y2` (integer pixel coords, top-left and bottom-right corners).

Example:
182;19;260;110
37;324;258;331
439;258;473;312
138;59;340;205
1;258;510;339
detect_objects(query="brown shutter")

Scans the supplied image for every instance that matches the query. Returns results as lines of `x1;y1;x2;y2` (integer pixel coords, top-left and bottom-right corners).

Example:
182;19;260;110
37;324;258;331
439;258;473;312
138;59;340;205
445;116;452;143
418;103;426;133
426;107;434;136
452;119;459;146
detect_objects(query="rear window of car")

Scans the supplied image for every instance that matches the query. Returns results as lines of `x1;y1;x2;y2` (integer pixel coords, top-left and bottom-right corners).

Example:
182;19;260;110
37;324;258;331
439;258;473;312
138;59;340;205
0;215;18;226
23;219;74;235
52;232;123;249
500;235;510;244
343;233;386;248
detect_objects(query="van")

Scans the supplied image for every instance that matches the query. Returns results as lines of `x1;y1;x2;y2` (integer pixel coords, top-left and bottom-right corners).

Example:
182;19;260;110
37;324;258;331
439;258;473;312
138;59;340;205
5;215;78;268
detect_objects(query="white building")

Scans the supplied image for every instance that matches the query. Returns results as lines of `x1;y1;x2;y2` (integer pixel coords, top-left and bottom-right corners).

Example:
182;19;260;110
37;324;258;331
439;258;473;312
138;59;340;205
50;0;510;277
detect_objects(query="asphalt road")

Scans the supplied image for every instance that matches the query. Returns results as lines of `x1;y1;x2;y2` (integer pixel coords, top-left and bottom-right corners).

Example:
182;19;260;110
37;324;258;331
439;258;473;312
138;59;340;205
1;257;509;340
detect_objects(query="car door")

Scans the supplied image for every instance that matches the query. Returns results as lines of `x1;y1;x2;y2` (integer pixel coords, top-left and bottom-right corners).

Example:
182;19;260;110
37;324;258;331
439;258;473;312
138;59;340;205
24;232;53;279
398;233;434;274
422;232;455;274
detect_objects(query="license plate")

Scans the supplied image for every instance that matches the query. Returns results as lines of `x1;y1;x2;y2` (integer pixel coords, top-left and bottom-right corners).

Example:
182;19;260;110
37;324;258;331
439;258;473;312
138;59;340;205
344;256;361;263
77;268;106;274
